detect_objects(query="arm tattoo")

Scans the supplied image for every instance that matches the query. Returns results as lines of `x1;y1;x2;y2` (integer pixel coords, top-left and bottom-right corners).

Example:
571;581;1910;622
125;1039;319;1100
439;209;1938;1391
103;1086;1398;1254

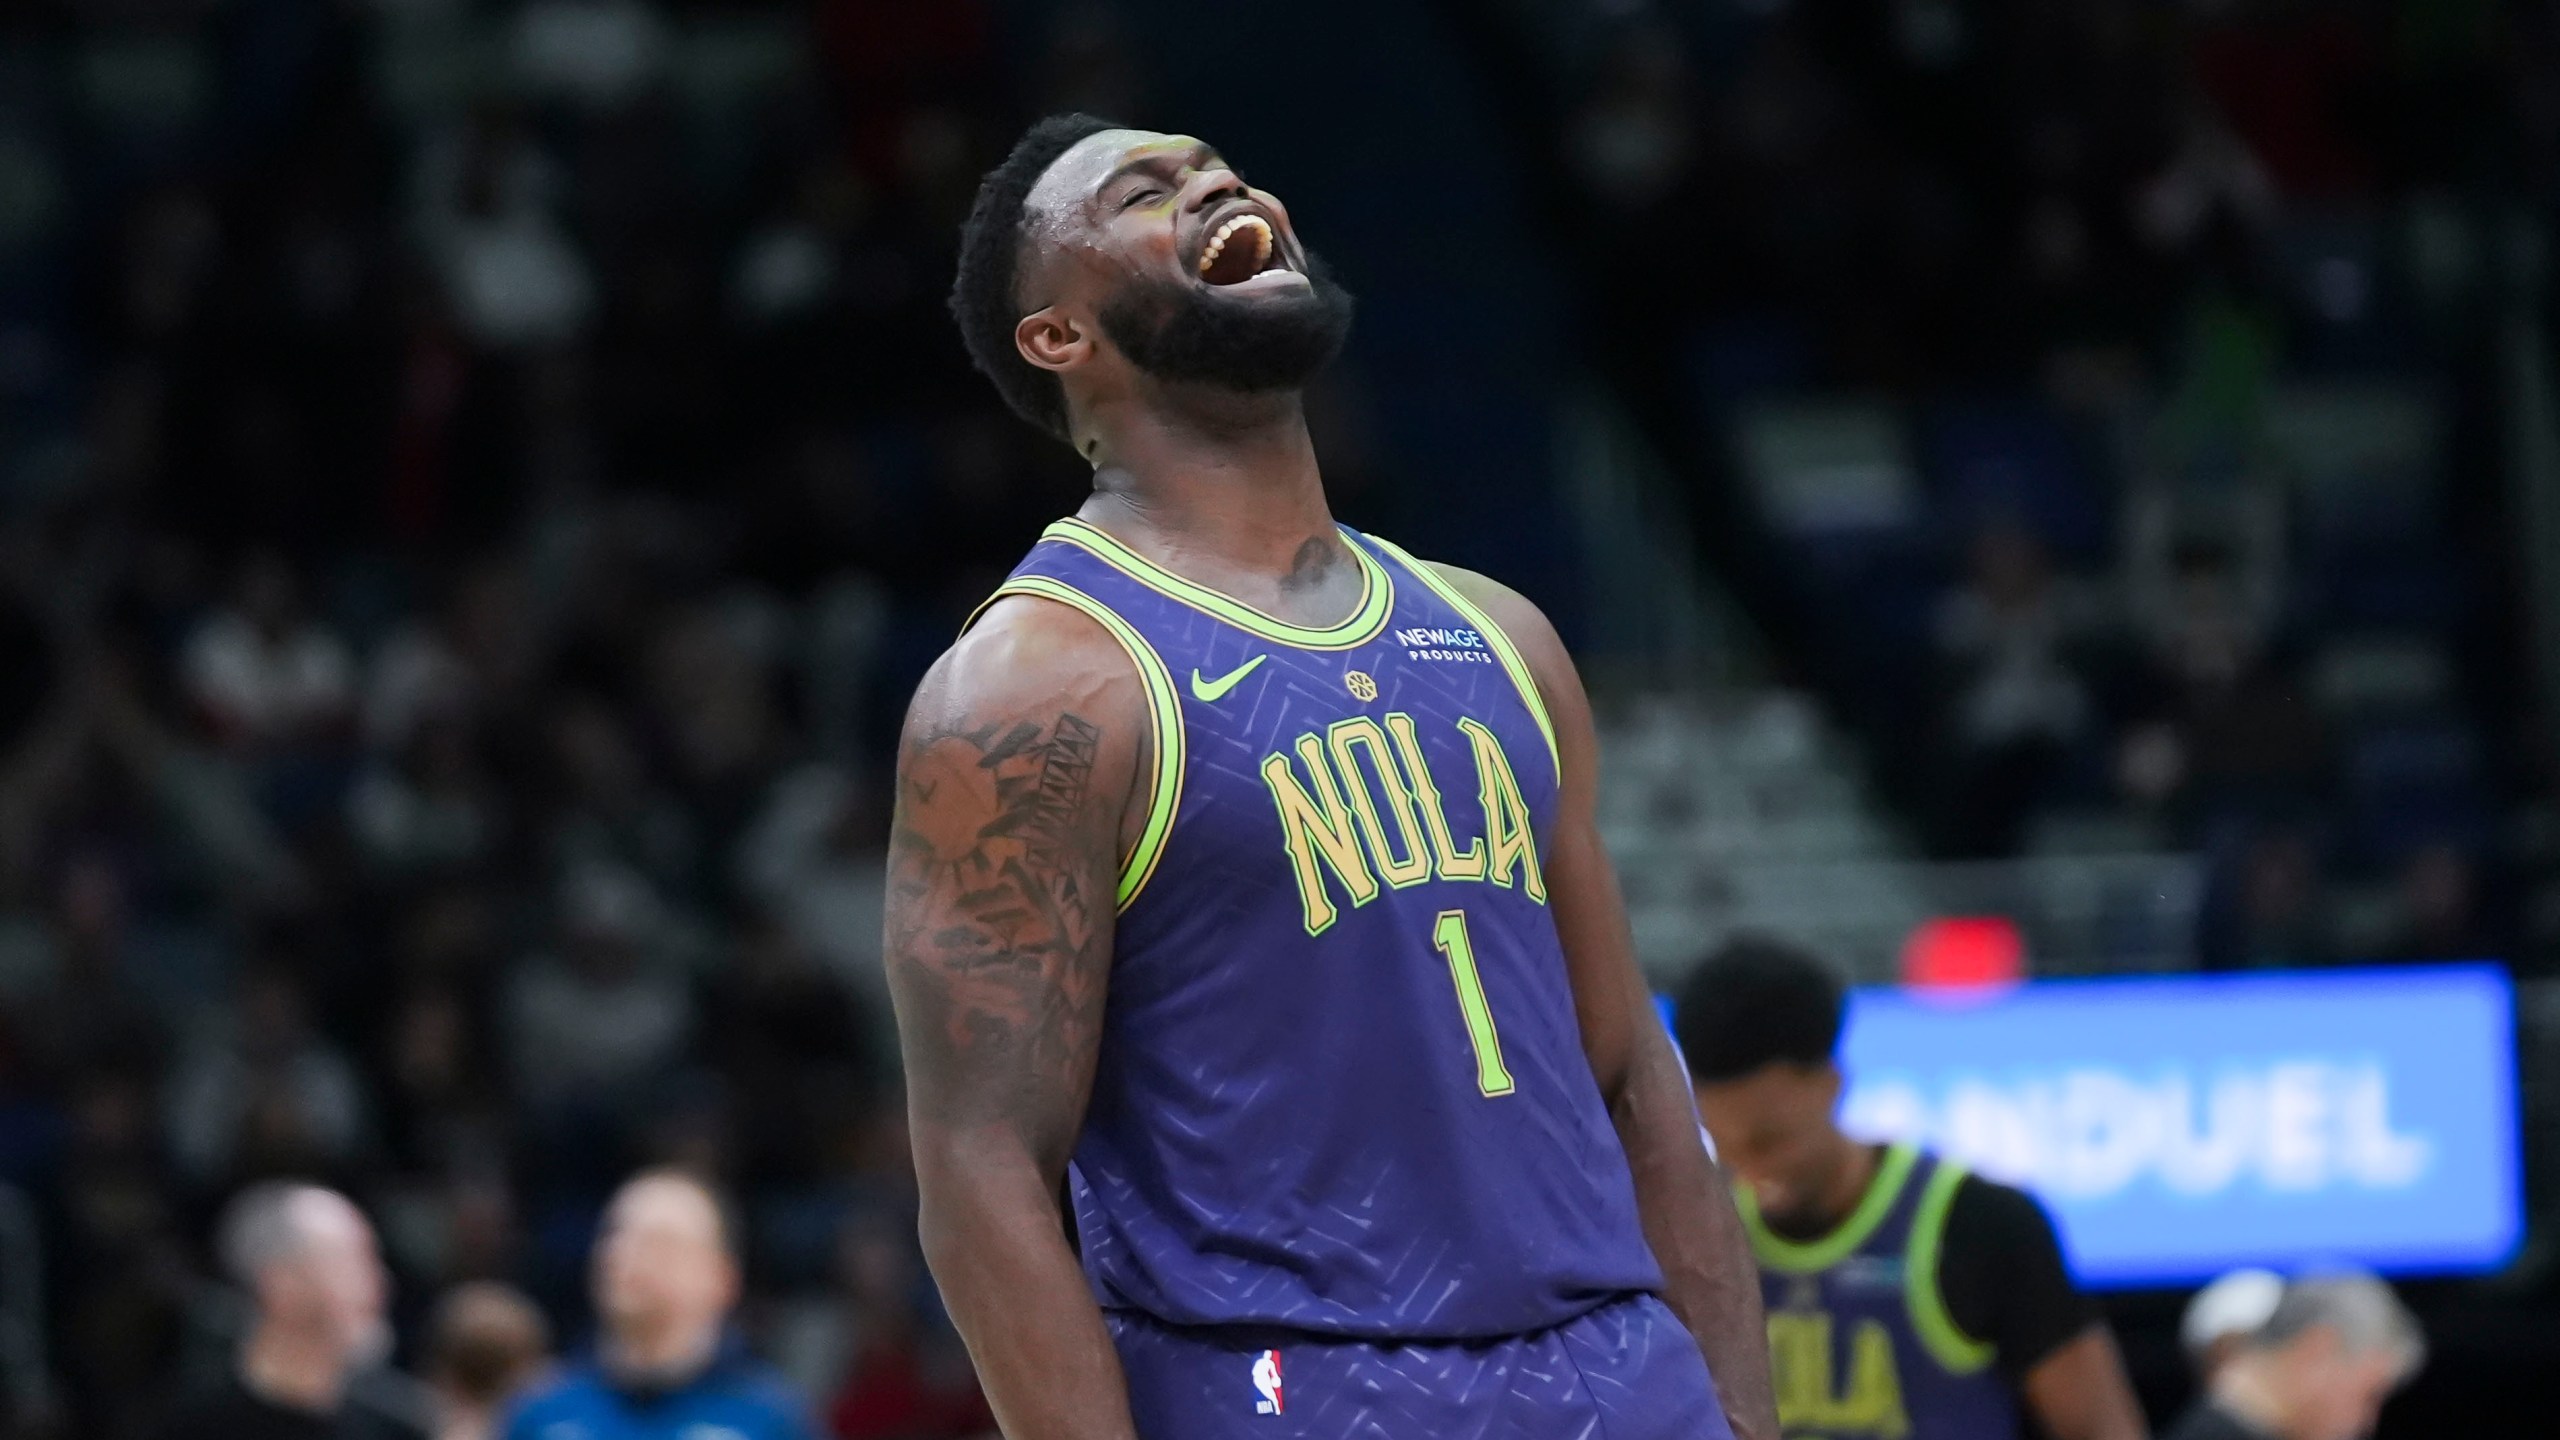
889;709;1114;1142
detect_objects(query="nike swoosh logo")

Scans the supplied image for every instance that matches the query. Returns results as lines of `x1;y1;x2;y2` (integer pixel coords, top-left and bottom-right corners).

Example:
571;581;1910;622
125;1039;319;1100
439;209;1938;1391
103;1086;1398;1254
1190;655;1268;702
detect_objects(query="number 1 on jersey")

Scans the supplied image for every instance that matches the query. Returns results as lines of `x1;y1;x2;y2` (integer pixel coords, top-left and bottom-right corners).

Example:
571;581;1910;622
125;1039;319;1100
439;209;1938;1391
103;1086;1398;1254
1433;910;1516;1097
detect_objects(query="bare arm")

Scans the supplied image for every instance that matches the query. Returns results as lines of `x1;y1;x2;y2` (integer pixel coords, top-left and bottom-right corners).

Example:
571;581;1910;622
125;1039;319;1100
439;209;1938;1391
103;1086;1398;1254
1438;566;1781;1440
885;597;1146;1440
2022;1328;2150;1440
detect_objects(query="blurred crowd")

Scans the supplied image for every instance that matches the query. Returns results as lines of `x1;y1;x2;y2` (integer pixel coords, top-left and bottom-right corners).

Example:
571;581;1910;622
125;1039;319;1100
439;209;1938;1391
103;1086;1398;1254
1507;0;2554;973
0;0;1163;1433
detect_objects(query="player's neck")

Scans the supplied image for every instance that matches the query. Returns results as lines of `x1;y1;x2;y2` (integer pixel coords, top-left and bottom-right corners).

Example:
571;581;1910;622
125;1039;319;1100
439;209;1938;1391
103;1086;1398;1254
1811;1134;1883;1231
605;1316;721;1386
2209;1357;2298;1438
1082;391;1335;573
238;1321;350;1414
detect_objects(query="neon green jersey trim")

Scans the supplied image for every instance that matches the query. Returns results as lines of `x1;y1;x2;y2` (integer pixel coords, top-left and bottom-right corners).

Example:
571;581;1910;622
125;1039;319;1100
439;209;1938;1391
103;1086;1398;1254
972;576;1185;911
1737;1142;1920;1276
1043;517;1395;651
1905;1157;1999;1375
1365;536;1561;783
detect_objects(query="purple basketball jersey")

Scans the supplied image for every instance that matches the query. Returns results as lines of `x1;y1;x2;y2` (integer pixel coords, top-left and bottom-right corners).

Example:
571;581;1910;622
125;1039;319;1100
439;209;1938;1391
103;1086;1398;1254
1747;1145;2022;1440
976;518;1662;1340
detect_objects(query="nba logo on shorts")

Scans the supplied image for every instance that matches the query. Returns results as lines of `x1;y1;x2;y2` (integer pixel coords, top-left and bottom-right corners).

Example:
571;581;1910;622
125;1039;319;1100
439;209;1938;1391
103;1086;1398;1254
1250;1349;1284;1415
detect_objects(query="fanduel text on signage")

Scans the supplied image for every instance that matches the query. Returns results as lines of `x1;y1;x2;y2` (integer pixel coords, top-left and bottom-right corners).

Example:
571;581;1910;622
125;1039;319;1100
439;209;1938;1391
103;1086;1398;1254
1834;965;2521;1286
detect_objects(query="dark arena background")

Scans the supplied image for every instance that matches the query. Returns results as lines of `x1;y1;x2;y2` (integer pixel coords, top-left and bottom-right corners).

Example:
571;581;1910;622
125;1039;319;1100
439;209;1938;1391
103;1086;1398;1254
0;0;2554;1435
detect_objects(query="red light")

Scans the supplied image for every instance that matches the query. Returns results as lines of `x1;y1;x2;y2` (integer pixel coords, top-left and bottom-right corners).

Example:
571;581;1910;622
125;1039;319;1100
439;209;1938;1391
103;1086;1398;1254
1901;916;2024;991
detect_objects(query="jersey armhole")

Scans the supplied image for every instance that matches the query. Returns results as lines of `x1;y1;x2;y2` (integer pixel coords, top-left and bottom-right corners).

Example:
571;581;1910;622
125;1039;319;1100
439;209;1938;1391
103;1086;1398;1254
964;578;1186;911
1361;536;1561;783
1905;1161;2000;1376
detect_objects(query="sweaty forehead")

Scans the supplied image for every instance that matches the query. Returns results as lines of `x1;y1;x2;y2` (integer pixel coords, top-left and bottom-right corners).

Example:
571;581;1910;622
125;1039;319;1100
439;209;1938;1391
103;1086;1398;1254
1024;128;1204;231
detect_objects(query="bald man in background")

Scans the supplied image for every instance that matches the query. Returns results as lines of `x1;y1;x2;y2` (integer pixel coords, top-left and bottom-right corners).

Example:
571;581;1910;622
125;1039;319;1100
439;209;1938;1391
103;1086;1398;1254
2180;1270;2284;1390
2163;1273;2424;1440
500;1169;812;1440
157;1182;433;1440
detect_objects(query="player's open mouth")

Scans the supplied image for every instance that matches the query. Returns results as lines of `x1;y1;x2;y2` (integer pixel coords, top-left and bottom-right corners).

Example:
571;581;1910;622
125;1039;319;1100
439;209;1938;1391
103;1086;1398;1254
1196;213;1307;293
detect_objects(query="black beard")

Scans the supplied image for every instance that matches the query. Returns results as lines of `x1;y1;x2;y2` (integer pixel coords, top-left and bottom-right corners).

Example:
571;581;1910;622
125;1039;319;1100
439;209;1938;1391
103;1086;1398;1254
1099;251;1356;394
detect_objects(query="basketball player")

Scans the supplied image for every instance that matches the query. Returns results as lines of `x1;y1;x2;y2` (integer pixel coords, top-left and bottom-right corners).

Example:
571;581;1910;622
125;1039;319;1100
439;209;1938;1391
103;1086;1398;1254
885;114;1782;1440
1673;938;2146;1440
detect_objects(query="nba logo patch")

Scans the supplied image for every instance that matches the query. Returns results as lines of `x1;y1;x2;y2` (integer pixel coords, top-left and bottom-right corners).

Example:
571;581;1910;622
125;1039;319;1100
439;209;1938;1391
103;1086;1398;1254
1251;1349;1284;1415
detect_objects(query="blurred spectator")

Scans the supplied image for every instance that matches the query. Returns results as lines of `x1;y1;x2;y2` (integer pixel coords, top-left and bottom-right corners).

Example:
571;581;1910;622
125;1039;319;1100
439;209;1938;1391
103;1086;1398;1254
1569;22;1700;214
12;645;309;906
2377;840;2495;962
2132;99;2280;263
542;702;702;905
424;1283;551;1440
166;970;373;1188
2196;827;2334;971
737;763;887;1016
501;1170;812;1440
155;1182;431;1440
699;916;878;1187
9;854;166;1086
53;1067;187;1433
362;564;537;754
1931;520;2106;854
509;0;668;110
2116;509;2324;818
731;167;865;331
419;115;595;351
643;598;787;831
181;556;355;756
375;983;501;1177
2162;1271;2423;1440
2181;1269;2285;1387
504;866;690;1120
348;713;501;878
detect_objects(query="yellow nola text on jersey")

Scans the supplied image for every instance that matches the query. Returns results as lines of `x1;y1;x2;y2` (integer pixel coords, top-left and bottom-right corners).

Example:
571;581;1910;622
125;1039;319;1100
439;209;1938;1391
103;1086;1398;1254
1768;1312;1911;1440
1259;712;1545;935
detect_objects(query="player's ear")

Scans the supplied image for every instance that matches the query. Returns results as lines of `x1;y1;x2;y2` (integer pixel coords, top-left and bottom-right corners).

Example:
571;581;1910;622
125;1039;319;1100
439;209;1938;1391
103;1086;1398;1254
1016;306;1091;375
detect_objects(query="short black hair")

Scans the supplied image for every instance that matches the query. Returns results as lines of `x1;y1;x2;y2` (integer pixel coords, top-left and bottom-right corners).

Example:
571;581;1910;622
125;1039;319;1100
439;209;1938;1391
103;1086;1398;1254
949;112;1123;442
1673;936;1846;1083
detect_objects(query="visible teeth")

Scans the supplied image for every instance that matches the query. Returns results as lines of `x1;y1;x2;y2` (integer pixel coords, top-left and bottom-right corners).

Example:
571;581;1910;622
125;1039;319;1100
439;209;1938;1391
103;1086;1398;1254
1198;215;1274;275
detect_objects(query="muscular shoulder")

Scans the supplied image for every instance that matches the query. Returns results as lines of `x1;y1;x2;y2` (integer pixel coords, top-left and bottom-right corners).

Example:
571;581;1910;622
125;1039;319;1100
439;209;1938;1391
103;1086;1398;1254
889;592;1136;1157
903;593;1150;808
1418;560;1588;719
1421;563;1568;667
918;593;1151;736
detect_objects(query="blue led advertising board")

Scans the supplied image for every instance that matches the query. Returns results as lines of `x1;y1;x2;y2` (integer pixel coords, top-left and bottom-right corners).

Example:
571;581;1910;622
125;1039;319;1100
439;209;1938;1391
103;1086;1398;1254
1666;965;2522;1287
1837;965;2520;1286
